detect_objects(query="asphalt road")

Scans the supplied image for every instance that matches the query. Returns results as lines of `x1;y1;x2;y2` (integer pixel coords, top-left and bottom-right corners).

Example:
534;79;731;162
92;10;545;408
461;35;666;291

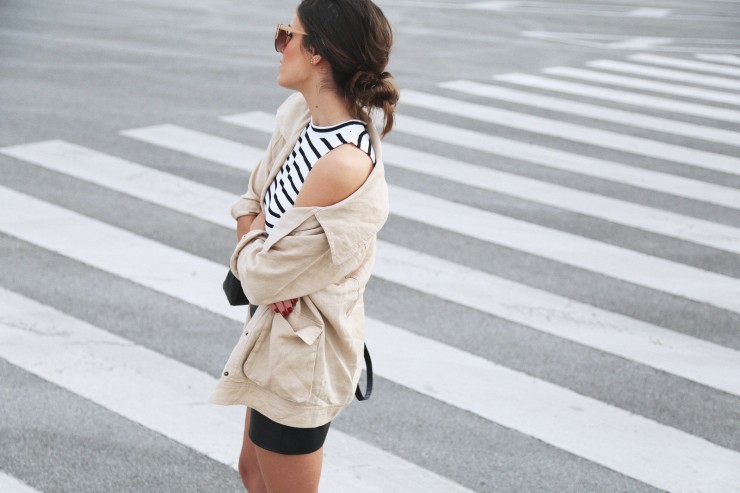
1;0;740;492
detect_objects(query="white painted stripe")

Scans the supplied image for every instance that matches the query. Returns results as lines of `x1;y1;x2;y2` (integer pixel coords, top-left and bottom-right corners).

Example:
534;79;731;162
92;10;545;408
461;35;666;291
606;37;673;50
222;111;740;211
626;8;671;17
0;289;473;493
493;72;740;124
401;89;740;175
220;112;275;135
439;79;740;147
372;0;520;10
7;141;736;396
630;54;740;77
520;30;674;49
587;59;740;91
0;473;43;493
0;189;242;321
120;124;265;170
0;140;236;228
3;235;740;493
214;114;740;254
696;54;740;67
466;0;521;9
543;66;740;106
396;114;740;211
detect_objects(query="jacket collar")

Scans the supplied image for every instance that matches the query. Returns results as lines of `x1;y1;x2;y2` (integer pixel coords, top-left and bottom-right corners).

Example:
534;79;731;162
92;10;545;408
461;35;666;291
258;94;311;207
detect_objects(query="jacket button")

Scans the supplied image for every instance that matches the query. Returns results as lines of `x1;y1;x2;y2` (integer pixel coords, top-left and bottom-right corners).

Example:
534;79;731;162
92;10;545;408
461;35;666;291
223;371;229;376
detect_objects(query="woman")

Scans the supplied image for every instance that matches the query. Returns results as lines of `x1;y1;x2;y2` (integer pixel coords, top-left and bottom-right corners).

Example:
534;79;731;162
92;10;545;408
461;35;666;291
209;0;399;491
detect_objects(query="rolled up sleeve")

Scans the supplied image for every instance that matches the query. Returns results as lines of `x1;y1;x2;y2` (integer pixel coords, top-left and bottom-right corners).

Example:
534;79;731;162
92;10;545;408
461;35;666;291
230;151;270;220
229;218;360;306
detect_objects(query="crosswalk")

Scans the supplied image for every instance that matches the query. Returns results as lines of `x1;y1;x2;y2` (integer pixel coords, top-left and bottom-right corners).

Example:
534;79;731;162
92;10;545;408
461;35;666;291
2;52;739;492
119;117;740;313
541;65;740;105
492;72;740;123
0;473;41;493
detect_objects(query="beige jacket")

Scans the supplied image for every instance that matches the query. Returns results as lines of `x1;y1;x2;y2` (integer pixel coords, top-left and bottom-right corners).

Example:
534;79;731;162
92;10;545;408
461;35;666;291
208;93;389;428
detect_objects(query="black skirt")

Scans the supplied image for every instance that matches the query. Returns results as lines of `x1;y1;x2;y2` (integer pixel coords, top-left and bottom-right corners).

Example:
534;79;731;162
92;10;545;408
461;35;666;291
249;408;331;455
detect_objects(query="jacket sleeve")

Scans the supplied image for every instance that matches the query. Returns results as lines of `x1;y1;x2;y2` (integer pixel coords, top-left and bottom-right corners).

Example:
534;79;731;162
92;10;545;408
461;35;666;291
229;92;306;219
229;128;279;220
229;216;363;306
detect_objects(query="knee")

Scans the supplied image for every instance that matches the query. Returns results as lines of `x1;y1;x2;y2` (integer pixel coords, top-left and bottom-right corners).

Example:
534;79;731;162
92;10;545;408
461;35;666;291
238;458;263;492
237;458;252;482
238;457;248;479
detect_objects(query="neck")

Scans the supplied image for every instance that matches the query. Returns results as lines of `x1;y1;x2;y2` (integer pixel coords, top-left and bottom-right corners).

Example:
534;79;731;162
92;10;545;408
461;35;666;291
300;81;354;127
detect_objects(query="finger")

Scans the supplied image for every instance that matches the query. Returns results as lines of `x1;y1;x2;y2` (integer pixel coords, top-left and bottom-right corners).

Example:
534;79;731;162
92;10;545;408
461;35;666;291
276;300;292;316
283;300;293;315
268;303;279;314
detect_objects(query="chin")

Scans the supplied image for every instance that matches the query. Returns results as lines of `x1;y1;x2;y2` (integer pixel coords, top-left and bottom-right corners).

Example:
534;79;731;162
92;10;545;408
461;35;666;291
276;69;288;87
276;76;297;91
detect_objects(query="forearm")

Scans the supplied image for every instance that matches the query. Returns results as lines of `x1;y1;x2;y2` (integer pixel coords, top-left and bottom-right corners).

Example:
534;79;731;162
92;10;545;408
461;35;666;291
236;214;257;240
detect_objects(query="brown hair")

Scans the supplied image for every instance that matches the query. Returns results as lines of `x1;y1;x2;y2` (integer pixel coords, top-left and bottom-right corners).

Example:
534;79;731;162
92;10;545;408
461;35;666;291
297;0;399;137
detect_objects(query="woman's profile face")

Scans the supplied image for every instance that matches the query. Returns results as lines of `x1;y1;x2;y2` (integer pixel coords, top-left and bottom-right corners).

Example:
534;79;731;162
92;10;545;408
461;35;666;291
276;13;312;90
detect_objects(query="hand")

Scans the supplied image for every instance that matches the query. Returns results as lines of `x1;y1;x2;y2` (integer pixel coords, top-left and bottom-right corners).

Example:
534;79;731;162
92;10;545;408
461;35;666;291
269;298;299;317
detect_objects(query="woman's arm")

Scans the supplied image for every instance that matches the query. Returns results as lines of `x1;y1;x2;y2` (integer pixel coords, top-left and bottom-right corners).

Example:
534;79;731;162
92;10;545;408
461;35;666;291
237;214;256;239
246;211;300;316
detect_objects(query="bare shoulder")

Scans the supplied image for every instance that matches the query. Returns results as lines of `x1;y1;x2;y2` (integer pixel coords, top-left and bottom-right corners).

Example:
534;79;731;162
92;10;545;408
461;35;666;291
294;144;374;207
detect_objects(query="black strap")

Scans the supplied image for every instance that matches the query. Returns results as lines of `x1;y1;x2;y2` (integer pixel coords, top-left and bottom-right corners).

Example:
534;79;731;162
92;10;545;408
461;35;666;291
355;343;373;401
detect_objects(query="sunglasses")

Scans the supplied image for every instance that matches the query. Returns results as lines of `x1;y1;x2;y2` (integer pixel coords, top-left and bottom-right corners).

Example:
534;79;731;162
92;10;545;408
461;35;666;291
275;23;308;53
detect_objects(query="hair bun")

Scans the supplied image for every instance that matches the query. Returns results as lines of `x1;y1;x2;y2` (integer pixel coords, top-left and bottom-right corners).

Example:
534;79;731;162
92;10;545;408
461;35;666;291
374;71;391;84
350;70;398;101
347;69;399;136
351;70;386;91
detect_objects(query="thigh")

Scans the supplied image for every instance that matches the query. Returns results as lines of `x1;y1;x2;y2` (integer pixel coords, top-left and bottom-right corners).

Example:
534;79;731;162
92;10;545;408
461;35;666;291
248;409;328;493
240;408;265;489
254;445;324;493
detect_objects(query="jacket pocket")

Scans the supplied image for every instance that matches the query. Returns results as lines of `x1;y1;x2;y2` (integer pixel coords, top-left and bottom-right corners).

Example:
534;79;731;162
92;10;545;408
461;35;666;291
242;313;323;404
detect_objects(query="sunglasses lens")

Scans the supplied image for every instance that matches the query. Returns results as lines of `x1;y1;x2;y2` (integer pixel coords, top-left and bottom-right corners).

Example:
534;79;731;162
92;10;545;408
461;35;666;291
275;29;287;52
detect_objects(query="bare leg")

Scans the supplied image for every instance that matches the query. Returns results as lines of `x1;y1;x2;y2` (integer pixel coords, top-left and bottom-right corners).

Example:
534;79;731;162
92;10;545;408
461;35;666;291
254;445;324;493
239;408;267;493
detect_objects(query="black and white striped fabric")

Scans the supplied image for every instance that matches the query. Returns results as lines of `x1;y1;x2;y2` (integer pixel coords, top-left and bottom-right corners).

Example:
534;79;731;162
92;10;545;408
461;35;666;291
263;119;375;233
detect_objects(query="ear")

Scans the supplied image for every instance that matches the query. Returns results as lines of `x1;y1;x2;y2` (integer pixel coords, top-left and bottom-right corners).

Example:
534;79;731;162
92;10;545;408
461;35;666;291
304;44;321;65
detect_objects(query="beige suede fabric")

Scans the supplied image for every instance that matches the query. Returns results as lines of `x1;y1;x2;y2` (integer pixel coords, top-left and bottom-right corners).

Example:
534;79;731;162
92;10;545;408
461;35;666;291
208;93;389;428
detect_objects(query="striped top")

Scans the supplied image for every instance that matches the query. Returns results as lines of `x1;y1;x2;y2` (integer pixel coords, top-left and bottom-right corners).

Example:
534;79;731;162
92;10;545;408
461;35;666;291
263;119;376;234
